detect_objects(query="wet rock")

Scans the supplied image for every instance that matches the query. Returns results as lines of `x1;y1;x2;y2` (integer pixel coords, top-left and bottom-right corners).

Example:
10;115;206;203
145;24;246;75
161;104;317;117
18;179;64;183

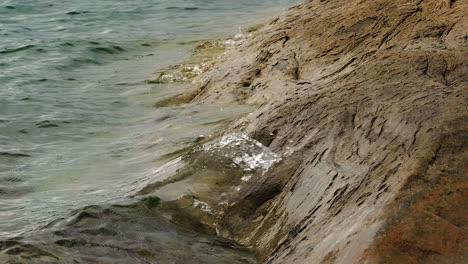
133;133;283;239
0;201;256;264
178;0;468;263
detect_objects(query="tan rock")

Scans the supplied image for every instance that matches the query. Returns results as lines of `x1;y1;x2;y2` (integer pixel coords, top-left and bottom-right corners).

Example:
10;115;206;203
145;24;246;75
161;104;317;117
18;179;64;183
184;0;468;263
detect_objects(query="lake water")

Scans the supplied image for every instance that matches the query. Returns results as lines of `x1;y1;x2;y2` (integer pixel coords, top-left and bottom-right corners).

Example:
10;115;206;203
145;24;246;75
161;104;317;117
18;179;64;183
0;0;297;262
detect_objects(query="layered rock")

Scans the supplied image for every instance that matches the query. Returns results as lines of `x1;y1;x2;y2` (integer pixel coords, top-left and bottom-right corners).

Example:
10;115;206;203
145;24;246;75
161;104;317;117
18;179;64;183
183;0;468;263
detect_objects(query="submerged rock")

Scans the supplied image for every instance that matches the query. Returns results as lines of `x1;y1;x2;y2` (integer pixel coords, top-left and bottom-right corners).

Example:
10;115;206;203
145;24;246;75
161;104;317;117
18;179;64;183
130;133;282;240
0;199;256;264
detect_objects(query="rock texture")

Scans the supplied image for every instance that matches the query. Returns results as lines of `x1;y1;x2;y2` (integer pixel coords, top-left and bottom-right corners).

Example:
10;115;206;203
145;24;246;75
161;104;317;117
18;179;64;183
184;0;468;263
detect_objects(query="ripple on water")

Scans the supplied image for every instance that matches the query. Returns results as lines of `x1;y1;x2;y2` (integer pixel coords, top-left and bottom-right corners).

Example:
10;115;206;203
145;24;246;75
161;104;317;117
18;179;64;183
0;45;36;54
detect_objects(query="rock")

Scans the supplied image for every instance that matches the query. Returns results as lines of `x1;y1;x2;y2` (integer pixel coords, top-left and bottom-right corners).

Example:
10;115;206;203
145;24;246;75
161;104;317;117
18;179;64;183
182;0;468;263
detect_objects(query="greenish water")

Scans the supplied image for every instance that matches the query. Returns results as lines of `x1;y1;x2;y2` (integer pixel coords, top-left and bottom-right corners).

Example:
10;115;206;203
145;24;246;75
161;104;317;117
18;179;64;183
0;0;297;262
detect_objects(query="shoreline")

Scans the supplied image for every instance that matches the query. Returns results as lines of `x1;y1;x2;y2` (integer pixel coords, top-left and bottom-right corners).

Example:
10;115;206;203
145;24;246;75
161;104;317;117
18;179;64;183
0;3;299;263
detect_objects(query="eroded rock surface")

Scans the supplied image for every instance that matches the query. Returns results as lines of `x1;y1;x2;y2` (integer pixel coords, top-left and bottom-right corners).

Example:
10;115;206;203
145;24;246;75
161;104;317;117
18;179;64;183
183;0;468;263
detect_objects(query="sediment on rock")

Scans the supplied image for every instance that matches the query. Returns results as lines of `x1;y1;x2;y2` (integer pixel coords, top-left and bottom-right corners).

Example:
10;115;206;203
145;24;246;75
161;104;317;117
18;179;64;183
180;0;468;263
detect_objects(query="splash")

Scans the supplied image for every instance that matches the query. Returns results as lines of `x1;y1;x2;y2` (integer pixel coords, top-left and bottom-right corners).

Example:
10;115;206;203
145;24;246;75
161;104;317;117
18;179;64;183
201;132;281;173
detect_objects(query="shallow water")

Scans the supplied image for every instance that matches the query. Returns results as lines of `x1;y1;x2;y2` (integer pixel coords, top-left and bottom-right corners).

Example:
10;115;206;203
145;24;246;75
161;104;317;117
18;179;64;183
0;0;296;262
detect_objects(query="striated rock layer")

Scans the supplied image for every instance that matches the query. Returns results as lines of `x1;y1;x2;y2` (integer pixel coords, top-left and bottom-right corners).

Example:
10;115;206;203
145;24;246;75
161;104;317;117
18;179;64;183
184;0;468;263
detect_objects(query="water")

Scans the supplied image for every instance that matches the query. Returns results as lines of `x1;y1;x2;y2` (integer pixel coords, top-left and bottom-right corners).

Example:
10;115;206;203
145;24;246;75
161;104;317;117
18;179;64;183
0;0;296;262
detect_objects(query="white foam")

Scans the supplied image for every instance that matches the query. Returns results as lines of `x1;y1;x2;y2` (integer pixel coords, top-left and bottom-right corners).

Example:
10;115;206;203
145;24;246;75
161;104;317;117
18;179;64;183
193;199;214;214
201;132;280;173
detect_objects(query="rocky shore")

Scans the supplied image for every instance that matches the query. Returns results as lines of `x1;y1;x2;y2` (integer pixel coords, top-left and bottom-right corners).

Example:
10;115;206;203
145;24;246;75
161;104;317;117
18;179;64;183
1;0;466;263
173;0;467;263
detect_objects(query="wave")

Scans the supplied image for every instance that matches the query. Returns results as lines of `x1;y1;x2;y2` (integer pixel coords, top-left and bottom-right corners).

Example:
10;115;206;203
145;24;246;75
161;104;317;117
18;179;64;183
166;7;201;11
0;45;35;54
65;11;90;15
89;45;126;55
0;152;31;158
